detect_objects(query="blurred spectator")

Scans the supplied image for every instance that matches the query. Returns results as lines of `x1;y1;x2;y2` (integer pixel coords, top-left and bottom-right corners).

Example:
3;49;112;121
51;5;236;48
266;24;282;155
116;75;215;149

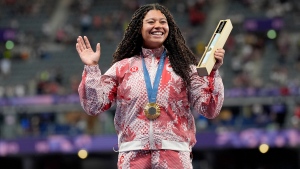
104;29;117;43
99;111;115;134
270;65;288;86
15;84;25;97
1;114;19;139
78;0;93;11
196;115;209;131
37;44;51;60
188;0;206;26
80;10;92;33
291;102;300;128
92;15;102;29
294;38;300;71
121;0;139;11
270;101;287;128
27;79;38;96
252;104;272;128
55;27;67;43
65;111;86;135
230;52;243;75
276;31;291;64
232;72;251;88
175;2;186;14
69;75;81;94
218;109;236;128
0;57;11;77
239;106;255;128
9;18;19;29
4;0;16;5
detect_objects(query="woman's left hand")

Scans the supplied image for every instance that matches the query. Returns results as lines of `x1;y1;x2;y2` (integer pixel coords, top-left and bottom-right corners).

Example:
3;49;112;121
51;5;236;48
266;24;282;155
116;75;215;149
212;48;225;70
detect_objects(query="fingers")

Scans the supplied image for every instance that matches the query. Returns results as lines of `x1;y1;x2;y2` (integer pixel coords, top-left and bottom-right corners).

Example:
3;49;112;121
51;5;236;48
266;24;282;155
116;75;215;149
96;43;101;55
76;43;82;53
76;36;84;52
84;36;92;49
215;55;223;65
214;49;225;58
76;36;101;57
78;36;86;49
76;36;91;53
215;48;225;55
214;48;225;65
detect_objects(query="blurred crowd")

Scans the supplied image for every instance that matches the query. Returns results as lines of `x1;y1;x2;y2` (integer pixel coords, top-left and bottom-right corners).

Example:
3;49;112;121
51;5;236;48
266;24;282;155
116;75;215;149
0;0;300;139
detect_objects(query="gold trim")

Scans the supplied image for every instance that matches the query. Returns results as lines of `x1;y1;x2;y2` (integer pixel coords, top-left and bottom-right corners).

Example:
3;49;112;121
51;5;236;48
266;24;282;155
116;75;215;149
144;103;160;120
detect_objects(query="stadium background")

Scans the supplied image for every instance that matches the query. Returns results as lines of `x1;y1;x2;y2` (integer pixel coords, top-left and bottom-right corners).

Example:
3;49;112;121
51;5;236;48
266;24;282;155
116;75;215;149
0;0;300;168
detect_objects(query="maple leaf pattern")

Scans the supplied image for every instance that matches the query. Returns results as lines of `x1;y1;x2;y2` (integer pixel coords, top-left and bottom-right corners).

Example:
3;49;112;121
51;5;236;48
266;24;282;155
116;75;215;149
78;47;224;153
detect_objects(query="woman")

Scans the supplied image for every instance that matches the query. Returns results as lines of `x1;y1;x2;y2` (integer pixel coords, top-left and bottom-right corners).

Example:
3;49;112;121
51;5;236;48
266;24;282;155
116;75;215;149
76;3;225;169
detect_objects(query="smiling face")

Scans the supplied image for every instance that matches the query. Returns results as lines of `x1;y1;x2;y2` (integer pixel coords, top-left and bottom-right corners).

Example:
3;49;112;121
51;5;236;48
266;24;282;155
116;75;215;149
141;10;169;49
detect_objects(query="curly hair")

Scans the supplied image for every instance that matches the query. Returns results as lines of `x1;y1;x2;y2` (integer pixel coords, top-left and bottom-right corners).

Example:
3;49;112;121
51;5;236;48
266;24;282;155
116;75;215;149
112;3;197;86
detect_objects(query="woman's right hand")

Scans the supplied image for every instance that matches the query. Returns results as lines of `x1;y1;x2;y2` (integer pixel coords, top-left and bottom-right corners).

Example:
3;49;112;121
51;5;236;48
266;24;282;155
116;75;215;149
76;36;101;65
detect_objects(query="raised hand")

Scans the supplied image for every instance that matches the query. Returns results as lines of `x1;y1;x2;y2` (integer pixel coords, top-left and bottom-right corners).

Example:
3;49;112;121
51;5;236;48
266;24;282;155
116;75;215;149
76;36;101;65
213;48;225;70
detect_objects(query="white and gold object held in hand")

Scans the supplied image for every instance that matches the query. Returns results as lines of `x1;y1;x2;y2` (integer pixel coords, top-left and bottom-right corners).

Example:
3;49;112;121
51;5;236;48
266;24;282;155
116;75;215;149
197;19;233;76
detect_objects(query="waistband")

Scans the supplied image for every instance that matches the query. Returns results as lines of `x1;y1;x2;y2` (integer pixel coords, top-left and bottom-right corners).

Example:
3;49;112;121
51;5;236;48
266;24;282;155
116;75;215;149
118;140;191;152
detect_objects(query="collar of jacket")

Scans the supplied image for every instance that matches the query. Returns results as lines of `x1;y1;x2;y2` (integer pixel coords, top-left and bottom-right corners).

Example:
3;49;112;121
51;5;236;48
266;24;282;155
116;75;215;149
141;46;165;59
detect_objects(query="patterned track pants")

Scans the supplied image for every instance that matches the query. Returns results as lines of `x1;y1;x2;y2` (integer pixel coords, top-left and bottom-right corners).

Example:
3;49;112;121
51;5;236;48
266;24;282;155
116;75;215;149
117;150;193;169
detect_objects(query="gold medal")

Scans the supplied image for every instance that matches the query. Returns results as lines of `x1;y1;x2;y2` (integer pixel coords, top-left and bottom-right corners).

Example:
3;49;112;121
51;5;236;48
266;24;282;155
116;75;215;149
144;103;160;120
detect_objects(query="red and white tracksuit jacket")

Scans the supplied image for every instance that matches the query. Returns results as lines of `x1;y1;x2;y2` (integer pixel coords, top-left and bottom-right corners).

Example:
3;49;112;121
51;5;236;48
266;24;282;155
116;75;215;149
78;47;224;167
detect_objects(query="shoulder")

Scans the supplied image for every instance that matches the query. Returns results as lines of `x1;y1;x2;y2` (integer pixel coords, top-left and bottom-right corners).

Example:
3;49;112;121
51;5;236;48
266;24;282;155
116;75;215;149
111;55;140;74
114;55;140;65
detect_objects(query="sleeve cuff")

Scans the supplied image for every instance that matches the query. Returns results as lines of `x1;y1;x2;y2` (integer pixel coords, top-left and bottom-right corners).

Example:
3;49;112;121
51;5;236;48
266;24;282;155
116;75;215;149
84;65;101;74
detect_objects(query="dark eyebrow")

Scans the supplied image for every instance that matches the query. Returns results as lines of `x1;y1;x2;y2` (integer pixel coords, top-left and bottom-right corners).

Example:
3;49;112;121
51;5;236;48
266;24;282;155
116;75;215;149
144;18;167;21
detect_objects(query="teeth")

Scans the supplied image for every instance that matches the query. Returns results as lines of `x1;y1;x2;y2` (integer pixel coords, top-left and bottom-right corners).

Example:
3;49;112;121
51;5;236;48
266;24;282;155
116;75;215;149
152;32;163;35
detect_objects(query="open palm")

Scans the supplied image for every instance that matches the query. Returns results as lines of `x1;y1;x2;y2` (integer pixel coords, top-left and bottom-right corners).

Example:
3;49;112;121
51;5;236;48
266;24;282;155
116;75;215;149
76;36;101;65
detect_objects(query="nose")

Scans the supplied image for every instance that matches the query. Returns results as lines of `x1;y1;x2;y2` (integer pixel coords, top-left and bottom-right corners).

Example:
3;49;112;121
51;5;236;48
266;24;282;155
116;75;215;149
154;21;162;28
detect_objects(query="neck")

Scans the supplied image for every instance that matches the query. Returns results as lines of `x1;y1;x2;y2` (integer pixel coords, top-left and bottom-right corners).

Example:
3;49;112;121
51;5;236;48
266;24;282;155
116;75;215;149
141;46;165;58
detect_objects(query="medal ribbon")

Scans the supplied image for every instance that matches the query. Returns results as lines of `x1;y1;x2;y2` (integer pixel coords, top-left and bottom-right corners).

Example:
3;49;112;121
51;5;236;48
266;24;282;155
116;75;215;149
142;50;166;103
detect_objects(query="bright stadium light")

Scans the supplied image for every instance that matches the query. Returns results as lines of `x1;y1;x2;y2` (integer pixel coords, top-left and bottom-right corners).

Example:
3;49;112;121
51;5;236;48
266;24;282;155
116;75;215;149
267;29;277;39
259;143;269;154
78;149;88;159
5;40;14;50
